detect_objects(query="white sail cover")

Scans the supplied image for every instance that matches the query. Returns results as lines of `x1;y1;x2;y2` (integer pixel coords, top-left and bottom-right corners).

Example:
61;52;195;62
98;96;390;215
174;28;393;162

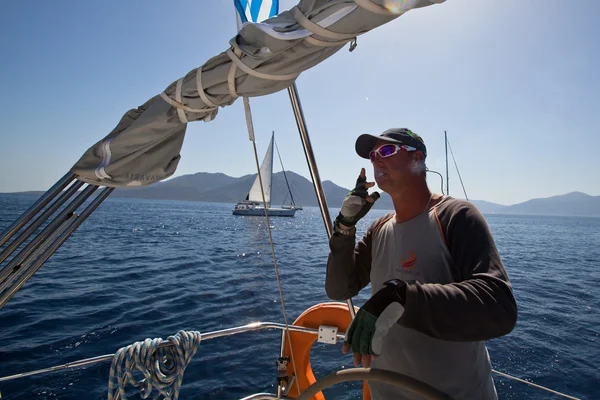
71;0;446;187
247;134;274;203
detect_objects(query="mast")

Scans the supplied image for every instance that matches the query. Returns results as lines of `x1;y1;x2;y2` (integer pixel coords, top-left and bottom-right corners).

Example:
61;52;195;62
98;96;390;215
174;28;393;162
445;130;449;196
287;83;356;319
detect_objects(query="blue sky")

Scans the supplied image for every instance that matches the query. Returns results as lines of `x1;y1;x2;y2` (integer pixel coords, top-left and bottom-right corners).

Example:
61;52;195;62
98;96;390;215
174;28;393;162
0;0;598;205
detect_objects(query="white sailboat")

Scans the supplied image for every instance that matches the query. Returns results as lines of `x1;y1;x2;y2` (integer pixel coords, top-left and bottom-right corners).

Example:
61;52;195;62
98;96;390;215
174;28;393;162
233;133;296;217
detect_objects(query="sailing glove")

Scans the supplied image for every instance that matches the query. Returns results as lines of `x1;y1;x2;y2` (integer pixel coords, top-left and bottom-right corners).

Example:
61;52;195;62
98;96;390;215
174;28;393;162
336;173;380;228
344;279;407;356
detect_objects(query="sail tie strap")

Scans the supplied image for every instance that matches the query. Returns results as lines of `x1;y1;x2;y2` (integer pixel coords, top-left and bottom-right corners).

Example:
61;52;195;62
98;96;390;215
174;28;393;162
195;66;219;108
164;0;453;118
160;6;358;118
107;330;202;400
225;48;300;82
290;6;357;42
159;69;219;121
353;0;446;16
159;91;217;115
353;0;398;15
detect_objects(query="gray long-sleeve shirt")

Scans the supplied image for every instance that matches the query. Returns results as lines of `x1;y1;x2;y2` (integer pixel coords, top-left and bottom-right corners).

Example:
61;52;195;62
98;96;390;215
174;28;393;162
326;196;517;399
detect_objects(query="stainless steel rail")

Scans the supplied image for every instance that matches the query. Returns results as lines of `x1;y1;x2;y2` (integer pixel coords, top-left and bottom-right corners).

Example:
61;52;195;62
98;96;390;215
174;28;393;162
0;186;113;308
0;172;76;247
0;321;345;383
287;83;356;320
0;180;85;264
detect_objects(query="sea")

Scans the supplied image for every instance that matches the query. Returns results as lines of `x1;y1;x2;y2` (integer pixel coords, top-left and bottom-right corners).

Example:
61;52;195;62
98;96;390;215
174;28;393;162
0;194;598;400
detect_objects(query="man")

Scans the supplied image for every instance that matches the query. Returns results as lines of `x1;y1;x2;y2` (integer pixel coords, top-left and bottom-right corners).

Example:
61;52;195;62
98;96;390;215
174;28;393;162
326;128;517;399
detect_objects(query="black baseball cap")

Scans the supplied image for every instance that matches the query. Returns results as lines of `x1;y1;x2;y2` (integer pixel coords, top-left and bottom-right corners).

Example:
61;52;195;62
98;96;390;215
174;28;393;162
355;128;427;159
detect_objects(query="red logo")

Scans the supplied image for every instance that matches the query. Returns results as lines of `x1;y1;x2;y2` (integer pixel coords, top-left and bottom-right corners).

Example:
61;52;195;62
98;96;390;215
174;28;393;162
401;251;417;270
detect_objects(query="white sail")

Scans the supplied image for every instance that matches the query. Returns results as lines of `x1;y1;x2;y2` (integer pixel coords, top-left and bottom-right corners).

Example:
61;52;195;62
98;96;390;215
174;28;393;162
247;134;274;204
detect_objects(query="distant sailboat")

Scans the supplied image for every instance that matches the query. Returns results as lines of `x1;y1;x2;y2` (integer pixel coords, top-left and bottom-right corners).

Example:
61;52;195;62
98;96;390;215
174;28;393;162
232;133;296;217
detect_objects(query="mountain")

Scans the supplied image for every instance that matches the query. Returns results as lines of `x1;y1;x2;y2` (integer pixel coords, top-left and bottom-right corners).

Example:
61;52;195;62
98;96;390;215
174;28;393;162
470;200;507;214
5;172;599;217
111;172;600;216
110;170;365;209
496;192;600;216
108;171;397;210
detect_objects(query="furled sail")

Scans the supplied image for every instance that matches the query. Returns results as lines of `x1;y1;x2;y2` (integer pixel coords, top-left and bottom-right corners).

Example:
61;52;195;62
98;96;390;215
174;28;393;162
71;0;446;188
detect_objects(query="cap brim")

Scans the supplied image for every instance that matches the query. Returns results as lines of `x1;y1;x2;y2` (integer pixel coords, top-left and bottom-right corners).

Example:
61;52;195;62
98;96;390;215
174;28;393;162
355;134;405;159
355;134;378;159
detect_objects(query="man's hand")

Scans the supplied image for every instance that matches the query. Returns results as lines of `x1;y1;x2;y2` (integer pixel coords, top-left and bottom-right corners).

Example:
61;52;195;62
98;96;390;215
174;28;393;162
336;168;380;228
342;280;407;367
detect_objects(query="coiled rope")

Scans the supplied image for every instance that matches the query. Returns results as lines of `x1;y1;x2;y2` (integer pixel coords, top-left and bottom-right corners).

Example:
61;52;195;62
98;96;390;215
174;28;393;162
107;330;201;400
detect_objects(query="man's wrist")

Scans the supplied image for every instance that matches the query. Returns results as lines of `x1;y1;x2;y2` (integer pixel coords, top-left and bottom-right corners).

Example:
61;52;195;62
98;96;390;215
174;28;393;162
334;221;356;236
338;221;354;230
384;279;407;305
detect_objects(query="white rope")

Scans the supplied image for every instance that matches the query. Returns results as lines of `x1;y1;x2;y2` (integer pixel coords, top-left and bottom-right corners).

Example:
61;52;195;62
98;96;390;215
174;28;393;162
107;330;201;400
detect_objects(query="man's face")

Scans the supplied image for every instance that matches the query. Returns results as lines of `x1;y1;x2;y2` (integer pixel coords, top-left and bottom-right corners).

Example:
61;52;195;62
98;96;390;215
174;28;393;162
370;139;418;193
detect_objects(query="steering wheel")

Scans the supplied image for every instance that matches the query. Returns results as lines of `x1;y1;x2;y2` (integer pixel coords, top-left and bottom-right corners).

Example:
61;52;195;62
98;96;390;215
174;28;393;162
296;368;455;400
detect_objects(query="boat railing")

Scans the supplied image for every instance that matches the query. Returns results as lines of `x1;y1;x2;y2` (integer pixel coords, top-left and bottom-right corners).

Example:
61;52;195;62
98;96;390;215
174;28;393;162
0;320;581;400
0;321;333;400
0;322;336;382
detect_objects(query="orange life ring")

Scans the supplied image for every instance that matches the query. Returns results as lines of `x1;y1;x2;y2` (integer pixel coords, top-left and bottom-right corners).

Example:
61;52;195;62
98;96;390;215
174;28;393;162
283;302;371;400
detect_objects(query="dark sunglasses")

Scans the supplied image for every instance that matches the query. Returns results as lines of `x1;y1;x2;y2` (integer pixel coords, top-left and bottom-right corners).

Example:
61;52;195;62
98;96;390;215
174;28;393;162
369;143;417;162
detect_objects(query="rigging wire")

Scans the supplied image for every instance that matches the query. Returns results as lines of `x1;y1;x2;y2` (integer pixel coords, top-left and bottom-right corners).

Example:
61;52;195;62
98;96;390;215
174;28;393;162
446;137;469;201
274;136;296;207
249;135;301;397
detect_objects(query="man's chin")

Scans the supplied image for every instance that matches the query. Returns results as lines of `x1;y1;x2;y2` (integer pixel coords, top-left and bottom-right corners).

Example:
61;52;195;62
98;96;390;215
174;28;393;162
375;178;390;191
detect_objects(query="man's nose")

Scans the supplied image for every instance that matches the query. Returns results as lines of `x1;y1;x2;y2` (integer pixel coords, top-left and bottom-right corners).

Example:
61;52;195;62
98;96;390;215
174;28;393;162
372;153;385;166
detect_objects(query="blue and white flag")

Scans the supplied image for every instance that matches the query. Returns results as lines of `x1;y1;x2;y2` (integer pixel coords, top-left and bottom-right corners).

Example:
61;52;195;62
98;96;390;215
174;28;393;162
233;1;279;141
234;0;279;30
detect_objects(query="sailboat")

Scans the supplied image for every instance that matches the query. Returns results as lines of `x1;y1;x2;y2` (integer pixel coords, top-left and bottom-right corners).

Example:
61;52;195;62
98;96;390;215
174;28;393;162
0;1;581;399
232;133;296;217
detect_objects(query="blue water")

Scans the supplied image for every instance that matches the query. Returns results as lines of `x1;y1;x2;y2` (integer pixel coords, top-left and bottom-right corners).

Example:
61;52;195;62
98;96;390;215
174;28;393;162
0;194;598;400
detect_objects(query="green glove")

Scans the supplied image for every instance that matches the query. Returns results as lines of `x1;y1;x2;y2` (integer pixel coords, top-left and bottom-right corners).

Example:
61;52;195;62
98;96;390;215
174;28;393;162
344;279;407;356
336;169;380;228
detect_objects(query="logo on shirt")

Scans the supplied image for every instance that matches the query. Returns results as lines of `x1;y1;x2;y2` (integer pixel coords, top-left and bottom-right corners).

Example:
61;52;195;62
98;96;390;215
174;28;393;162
401;251;418;270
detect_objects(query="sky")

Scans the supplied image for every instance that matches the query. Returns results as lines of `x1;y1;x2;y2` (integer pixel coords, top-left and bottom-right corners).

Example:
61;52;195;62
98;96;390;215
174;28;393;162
0;0;599;205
